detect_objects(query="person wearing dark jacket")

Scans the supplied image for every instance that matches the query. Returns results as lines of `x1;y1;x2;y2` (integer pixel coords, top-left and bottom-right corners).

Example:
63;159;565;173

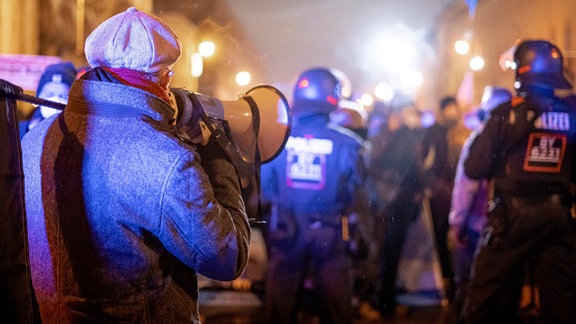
461;39;576;324
262;67;365;324
21;7;250;323
421;96;470;303
368;103;425;317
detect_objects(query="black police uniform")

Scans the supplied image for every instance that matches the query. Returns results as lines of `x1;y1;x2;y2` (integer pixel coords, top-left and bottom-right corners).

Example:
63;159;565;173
262;109;365;324
462;90;576;323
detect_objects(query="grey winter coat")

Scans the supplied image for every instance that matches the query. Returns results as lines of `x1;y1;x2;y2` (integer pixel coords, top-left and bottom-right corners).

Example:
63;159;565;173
22;79;250;323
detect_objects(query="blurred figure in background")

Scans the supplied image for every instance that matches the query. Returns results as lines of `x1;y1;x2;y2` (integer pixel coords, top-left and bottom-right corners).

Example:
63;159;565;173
331;99;381;321
262;67;365;324
366;100;392;141
330;99;369;140
421;96;470;303
448;86;512;316
0;79;41;323
19;61;76;139
367;103;425;317
462;39;576;324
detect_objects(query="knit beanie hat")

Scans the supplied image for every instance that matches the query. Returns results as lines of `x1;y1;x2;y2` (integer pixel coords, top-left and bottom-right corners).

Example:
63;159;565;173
84;7;181;73
36;61;77;95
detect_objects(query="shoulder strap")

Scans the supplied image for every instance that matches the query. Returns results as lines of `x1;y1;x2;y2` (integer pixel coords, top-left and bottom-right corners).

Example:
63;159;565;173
499;97;544;155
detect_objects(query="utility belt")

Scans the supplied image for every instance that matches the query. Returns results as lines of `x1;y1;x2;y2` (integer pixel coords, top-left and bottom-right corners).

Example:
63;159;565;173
487;191;570;218
298;213;353;242
304;213;342;227
493;179;571;207
506;193;570;210
483;193;573;247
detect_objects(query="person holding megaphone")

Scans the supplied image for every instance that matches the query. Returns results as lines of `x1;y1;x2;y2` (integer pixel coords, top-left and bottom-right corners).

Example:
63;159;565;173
19;7;251;323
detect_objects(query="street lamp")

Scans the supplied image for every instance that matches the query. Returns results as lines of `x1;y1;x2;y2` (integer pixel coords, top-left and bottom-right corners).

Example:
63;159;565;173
190;53;203;77
374;82;394;102
236;71;251;86
469;56;485;71
360;93;374;107
199;41;215;57
454;40;470;55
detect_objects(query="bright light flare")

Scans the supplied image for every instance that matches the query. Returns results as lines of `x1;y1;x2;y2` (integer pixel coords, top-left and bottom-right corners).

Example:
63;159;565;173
364;26;420;77
454;40;470;55
380;40;417;74
469;56;485;71
199;41;215;57
360;93;374;107
190;53;203;77
400;71;423;87
374;82;394;102
359;24;433;98
236;71;251;86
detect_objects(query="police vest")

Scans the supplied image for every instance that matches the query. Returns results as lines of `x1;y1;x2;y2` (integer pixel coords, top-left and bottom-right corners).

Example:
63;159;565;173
495;96;576;195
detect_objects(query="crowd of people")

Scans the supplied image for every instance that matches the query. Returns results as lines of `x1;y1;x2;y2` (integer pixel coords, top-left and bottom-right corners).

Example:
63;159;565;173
259;39;576;324
1;6;576;324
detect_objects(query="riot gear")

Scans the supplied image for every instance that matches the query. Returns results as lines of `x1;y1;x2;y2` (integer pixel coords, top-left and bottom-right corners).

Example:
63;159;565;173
263;66;364;324
513;40;571;91
292;67;344;117
462;39;576;323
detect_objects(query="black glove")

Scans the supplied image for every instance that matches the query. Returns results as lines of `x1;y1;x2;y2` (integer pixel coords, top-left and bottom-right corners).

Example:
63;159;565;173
0;79;23;99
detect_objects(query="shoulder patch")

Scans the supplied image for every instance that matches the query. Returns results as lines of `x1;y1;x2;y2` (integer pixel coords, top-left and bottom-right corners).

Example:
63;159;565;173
511;96;525;107
523;133;566;173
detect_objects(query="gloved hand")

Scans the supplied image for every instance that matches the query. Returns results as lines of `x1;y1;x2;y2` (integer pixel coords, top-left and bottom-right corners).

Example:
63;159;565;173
0;79;23;99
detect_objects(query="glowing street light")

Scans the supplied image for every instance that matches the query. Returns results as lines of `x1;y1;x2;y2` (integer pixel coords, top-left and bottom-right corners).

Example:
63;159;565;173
454;40;470;55
360;93;374;107
199;41;215;57
469;56;485;71
190;53;203;77
236;71;251;86
374;82;394;102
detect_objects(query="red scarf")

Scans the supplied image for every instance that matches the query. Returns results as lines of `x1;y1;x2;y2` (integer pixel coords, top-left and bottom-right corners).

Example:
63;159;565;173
102;67;171;102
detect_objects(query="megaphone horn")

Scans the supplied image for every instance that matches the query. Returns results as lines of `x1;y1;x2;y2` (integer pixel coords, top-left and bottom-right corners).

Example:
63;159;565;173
171;85;292;164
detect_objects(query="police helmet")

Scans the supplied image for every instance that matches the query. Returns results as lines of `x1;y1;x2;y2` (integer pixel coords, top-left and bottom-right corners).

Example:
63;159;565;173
478;86;512;121
513;40;571;91
292;67;344;116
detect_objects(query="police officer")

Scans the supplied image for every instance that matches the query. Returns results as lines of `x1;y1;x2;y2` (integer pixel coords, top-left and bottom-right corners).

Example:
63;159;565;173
262;67;365;324
462;40;576;324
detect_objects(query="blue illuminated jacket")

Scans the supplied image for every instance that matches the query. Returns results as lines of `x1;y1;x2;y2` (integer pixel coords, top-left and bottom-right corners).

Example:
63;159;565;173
261;112;365;219
21;79;250;323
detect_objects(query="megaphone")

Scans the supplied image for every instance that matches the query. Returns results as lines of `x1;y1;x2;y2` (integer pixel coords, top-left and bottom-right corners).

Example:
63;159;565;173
170;85;291;165
0;77;292;165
